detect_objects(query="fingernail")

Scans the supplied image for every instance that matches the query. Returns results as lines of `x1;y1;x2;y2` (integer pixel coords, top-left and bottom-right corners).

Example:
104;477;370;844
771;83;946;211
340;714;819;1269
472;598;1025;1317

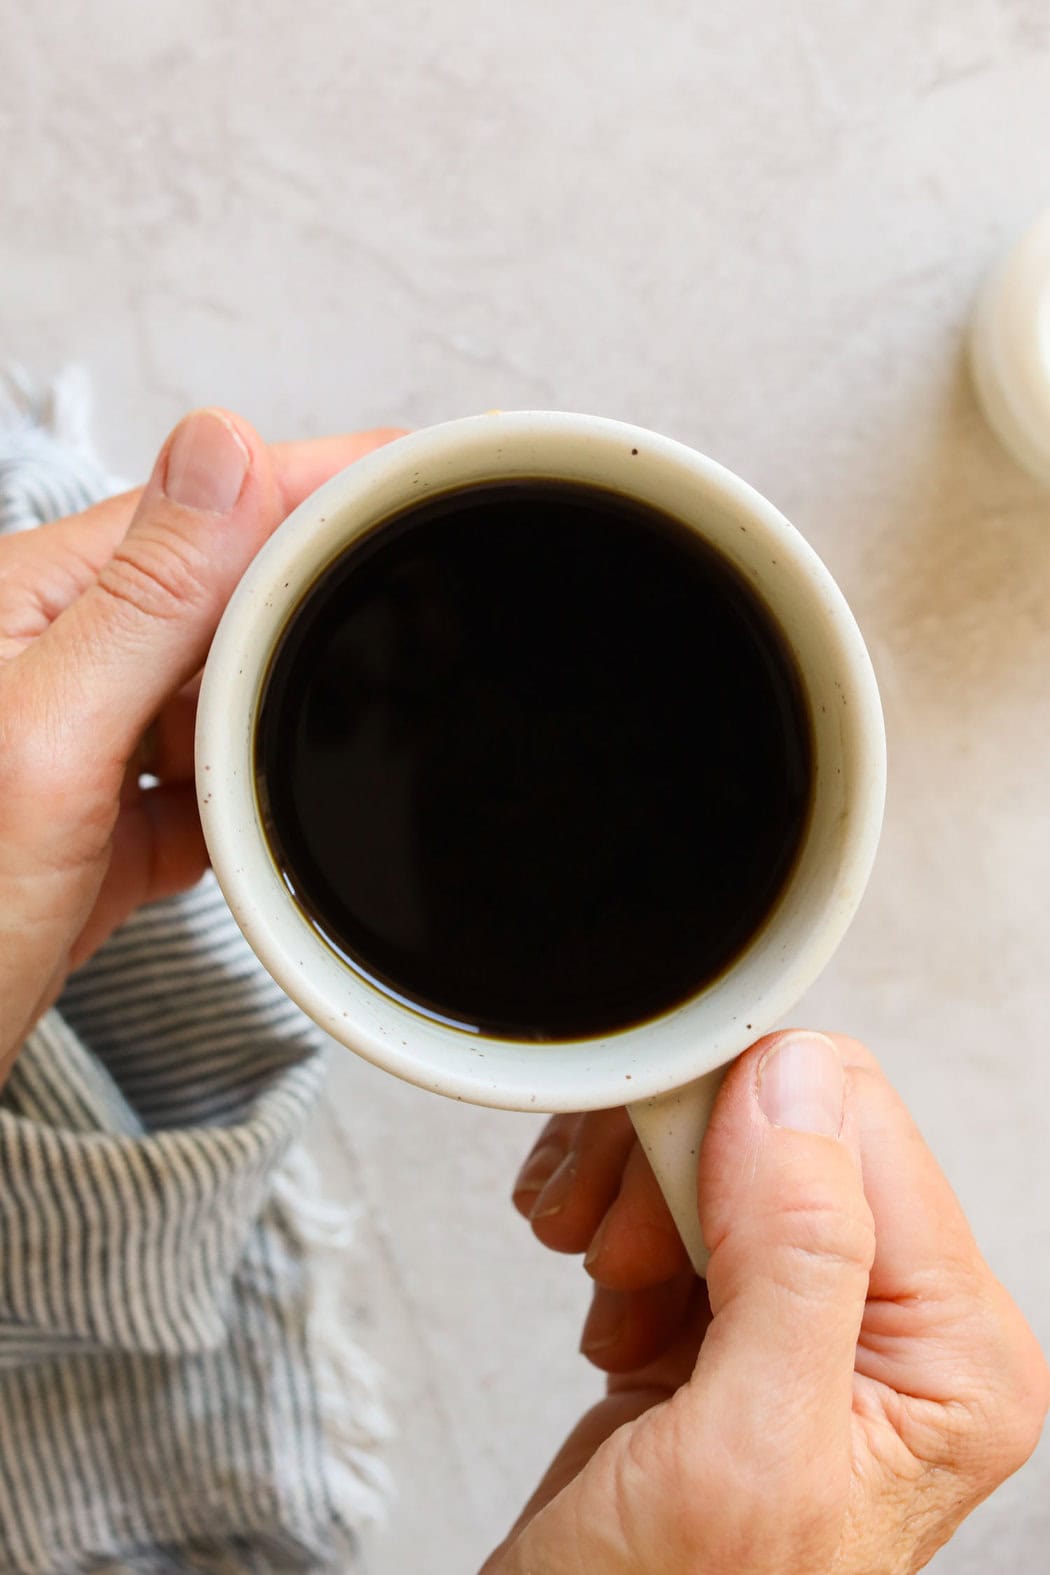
163;410;249;513
580;1286;625;1355
583;1212;610;1273
529;1152;577;1220
758;1032;844;1137
513;1141;565;1200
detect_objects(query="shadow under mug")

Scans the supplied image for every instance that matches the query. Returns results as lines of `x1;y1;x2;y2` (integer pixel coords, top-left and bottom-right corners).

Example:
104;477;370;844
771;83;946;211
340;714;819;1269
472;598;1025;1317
195;412;886;1274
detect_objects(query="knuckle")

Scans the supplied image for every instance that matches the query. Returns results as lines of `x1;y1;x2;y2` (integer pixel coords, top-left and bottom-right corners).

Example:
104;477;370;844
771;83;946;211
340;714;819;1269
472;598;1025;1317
937;1304;1050;1485
987;1319;1050;1475
97;530;213;624
772;1188;877;1281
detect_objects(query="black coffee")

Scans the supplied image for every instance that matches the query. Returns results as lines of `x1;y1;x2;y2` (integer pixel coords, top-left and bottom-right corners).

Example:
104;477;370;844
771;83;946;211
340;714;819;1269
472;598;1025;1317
255;480;811;1040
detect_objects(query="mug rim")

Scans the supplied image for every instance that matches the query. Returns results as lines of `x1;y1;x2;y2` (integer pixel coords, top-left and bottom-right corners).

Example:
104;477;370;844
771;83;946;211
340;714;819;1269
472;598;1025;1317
196;411;886;1111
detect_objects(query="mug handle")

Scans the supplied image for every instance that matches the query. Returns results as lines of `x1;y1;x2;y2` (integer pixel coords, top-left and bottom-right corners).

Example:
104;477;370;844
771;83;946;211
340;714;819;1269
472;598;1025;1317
628;1066;727;1277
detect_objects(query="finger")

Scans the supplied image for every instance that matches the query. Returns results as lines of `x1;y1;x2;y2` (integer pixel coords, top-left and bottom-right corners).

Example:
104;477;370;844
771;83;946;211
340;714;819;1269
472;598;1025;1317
21;410;284;798
828;1036;1049;1426
583;1139;688;1290
832;1035;983;1299
2;428;408;631
488;1282;713;1563
0;490;140;602
511;1114;580;1216
121;683;201;797
579;1269;697;1374
605;1279;713;1394
71;782;207;966
148;683;200;782
485;1388;676;1566
0;492;143;661
269;428;407;510
518;1109;636;1254
688;1032;874;1481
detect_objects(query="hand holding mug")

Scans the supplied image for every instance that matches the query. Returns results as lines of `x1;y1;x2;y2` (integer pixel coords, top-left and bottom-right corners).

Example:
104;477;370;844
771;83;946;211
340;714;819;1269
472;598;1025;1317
0;410;402;1082
490;1031;1050;1575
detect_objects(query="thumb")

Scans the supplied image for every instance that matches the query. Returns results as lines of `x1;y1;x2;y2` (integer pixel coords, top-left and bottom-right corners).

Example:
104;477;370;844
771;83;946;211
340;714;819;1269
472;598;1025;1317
691;1031;874;1477
28;407;284;774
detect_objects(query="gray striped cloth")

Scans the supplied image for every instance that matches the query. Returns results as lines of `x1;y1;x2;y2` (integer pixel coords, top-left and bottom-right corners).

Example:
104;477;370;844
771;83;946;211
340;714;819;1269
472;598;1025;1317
0;371;388;1574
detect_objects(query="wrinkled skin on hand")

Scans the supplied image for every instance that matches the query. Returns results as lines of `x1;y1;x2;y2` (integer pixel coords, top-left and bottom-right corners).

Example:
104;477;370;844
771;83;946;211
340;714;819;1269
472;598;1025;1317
0;411;403;1082
490;1031;1049;1575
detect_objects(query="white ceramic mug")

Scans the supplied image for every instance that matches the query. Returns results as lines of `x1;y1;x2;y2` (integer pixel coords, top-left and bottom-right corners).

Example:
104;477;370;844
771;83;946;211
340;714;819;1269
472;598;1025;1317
195;412;886;1273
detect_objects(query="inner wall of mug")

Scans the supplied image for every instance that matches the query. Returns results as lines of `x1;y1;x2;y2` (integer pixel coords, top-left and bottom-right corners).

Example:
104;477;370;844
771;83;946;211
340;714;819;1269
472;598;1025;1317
197;413;885;1112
